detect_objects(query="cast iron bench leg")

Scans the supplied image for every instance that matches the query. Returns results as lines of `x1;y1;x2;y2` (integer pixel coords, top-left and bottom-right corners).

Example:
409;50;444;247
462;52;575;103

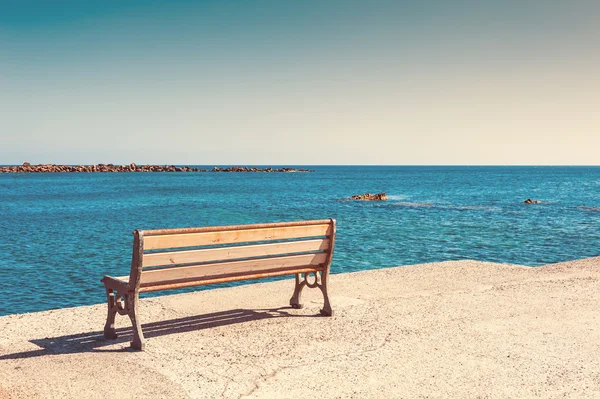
290;273;307;309
127;293;146;351
319;270;333;317
290;271;333;316
103;288;119;339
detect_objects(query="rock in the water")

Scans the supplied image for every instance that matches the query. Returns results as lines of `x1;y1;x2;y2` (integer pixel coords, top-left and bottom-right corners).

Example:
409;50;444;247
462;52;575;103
349;193;388;201
524;198;541;204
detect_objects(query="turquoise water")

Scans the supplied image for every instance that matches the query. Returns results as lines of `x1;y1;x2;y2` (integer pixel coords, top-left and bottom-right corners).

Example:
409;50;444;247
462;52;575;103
1;166;599;316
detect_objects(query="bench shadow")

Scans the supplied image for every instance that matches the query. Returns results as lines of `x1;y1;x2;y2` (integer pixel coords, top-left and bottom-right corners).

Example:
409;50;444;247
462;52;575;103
0;307;314;360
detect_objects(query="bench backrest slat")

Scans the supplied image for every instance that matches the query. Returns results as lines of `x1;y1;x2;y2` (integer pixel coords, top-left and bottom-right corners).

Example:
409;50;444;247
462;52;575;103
140;252;328;286
137;267;323;293
143;238;330;268
143;223;332;250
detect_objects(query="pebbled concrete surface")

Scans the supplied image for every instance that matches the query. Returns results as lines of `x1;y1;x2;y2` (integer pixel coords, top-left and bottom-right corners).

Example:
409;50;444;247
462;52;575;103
1;258;599;398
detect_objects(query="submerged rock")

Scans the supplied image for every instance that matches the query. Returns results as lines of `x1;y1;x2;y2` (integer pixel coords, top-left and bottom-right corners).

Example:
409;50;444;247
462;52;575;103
395;202;434;207
349;193;388;201
578;206;600;212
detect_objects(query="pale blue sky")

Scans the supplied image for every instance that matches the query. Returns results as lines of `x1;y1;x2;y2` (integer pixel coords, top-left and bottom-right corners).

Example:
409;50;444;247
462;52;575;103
1;1;599;164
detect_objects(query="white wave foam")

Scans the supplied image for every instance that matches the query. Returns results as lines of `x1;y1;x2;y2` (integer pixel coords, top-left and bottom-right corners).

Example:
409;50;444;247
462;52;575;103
386;194;408;200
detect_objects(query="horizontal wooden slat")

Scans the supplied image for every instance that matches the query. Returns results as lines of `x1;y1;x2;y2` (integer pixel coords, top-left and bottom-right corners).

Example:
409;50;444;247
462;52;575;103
143;238;330;268
139;253;328;285
138;267;323;293
143;224;332;250
142;219;333;236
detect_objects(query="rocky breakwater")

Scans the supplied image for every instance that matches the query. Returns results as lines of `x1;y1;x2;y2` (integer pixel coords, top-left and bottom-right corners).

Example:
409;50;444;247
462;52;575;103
349;193;388;201
210;166;312;172
0;162;314;173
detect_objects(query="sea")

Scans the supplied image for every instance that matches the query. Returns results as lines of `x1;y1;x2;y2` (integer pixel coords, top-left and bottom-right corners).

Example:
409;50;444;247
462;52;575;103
1;166;599;316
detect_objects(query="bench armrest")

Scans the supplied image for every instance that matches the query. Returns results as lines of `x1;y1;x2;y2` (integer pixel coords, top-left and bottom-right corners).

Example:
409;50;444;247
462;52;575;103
101;275;132;293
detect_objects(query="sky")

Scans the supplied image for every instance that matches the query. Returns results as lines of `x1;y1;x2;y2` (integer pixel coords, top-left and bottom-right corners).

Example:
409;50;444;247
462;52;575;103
1;0;599;165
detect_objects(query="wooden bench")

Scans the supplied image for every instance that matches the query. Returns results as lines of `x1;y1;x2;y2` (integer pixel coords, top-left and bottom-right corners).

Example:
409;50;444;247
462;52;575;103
101;219;336;350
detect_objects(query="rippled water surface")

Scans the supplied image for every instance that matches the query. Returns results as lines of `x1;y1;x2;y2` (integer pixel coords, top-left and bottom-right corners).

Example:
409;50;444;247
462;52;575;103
1;166;599;315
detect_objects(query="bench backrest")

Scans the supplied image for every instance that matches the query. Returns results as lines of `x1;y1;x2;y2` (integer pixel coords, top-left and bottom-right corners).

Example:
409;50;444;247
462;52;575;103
128;219;336;293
